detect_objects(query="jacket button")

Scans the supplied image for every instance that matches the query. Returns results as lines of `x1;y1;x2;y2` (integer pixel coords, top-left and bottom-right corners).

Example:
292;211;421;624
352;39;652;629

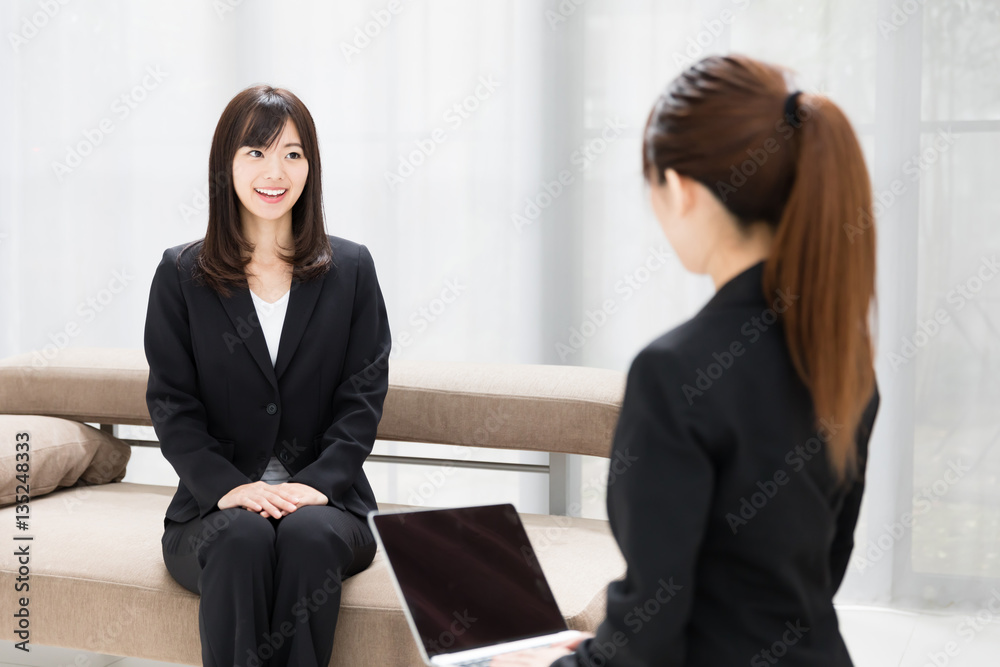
266;402;277;415
278;450;290;462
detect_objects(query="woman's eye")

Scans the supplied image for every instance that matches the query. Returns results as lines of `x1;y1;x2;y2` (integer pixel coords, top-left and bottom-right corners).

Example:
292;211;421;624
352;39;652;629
245;149;301;158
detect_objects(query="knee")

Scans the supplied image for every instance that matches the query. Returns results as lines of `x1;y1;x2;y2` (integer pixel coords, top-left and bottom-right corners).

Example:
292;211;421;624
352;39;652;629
196;508;275;560
345;538;377;578
275;506;351;560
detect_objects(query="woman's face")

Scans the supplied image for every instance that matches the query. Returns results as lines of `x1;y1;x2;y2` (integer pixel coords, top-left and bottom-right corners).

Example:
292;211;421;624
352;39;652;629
231;118;309;225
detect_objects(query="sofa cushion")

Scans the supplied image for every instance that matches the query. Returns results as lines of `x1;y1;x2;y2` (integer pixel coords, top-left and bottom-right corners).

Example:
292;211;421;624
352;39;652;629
0;482;626;666
0;415;130;507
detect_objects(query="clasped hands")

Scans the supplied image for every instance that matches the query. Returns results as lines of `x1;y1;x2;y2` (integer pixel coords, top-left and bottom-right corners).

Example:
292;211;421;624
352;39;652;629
217;481;327;518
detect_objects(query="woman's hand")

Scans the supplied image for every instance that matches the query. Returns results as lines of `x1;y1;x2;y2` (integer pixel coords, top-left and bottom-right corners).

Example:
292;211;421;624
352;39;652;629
259;482;328;517
217;481;325;518
490;631;593;666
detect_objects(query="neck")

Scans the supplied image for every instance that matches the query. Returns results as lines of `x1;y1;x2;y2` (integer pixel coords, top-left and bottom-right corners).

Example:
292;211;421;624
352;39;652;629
705;222;773;291
240;208;293;265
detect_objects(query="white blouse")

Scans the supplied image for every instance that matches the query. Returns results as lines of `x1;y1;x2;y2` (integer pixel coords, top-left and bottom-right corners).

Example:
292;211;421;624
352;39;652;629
249;287;292;485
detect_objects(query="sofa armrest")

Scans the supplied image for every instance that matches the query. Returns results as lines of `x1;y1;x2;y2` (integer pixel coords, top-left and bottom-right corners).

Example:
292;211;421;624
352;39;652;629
0;348;151;425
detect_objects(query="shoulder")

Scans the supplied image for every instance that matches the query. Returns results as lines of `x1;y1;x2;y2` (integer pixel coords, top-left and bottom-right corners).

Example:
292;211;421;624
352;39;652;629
153;239;203;283
643;316;709;357
327;234;362;256
616;327;714;460
639;294;790;391
633;314;718;380
163;238;202;260
623;324;701;416
327;234;379;275
624;307;760;436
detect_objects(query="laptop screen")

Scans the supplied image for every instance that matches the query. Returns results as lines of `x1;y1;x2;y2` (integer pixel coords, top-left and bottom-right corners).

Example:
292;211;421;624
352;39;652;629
372;503;569;658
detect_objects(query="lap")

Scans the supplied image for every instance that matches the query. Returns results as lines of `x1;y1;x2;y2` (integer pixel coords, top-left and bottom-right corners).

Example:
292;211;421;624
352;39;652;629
274;504;372;544
161;503;376;592
162;506;272;557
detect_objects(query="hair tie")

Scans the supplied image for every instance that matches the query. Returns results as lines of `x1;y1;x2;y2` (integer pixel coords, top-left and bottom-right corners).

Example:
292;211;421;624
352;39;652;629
784;90;804;129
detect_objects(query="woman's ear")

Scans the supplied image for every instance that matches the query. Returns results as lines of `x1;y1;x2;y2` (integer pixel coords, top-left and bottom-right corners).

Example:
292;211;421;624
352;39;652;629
661;168;686;217
665;168;696;216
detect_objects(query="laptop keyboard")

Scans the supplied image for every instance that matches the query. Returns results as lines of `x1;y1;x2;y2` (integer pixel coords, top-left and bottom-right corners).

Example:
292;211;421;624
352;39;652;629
461;661;493;667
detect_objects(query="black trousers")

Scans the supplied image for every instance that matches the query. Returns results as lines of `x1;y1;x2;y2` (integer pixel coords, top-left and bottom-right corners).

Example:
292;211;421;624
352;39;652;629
161;504;377;667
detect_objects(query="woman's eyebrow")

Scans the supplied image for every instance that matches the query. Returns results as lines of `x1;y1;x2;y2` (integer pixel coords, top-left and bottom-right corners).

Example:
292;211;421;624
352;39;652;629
246;141;304;149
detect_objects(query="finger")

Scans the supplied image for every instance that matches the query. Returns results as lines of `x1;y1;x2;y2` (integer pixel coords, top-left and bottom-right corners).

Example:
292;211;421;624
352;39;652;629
490;656;535;666
552;630;590;649
266;490;299;511
258;498;283;519
490;652;535;666
279;491;302;507
502;648;571;664
274;497;298;512
242;497;262;512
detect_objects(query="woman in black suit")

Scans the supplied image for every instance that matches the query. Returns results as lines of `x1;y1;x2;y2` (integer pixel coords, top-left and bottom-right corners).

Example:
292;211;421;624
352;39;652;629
495;54;880;666
147;85;391;667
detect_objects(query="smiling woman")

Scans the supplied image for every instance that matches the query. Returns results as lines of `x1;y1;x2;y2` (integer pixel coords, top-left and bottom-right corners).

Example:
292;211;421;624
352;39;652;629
234;120;304;208
147;83;390;667
191;84;332;299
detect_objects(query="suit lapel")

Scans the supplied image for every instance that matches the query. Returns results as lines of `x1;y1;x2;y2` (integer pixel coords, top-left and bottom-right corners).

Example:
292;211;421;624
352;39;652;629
273;273;324;381
217;271;326;390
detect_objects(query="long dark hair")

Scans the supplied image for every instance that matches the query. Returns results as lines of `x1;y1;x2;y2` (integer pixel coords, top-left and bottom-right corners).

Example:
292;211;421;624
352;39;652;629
642;54;877;483
179;84;332;297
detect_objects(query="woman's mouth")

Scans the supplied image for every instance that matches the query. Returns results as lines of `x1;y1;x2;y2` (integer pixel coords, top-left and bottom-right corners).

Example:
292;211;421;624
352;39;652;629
254;187;288;203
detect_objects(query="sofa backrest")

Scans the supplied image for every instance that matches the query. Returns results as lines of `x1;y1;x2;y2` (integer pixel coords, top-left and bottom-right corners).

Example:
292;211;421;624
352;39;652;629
0;348;626;458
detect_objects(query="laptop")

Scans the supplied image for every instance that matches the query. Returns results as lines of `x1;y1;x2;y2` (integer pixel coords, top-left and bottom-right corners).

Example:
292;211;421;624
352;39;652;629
368;503;581;666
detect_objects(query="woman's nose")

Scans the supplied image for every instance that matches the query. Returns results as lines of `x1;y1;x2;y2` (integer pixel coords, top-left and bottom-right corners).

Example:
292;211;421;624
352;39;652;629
261;154;288;179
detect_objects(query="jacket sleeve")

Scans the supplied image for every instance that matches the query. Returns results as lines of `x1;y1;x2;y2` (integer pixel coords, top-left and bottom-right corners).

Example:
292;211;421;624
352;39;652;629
287;243;391;508
552;347;714;667
144;248;252;520
829;380;880;593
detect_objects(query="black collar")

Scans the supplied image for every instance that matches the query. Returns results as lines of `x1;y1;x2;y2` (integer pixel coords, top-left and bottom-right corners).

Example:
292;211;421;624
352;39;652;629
697;260;767;314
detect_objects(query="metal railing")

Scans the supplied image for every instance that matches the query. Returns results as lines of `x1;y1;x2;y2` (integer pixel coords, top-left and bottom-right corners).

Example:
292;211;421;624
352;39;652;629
107;427;578;515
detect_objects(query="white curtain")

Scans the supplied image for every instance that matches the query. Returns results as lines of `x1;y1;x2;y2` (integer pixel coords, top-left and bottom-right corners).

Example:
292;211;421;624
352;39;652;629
1;0;996;612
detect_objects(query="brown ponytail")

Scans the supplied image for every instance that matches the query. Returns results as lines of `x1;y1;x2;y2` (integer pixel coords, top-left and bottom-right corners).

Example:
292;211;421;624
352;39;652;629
642;54;877;483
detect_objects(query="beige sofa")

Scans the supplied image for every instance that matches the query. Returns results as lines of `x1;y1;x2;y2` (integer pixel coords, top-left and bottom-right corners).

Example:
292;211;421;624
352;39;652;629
0;347;627;666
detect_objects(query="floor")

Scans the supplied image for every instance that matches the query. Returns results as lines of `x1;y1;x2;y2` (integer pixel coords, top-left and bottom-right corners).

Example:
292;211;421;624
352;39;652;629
2;604;999;666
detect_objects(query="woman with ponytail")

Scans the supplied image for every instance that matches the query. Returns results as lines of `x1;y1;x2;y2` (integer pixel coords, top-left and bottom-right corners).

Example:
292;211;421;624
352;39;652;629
494;53;880;667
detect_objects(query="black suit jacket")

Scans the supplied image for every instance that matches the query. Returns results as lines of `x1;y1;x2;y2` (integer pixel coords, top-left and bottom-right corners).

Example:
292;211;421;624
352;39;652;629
143;234;391;528
554;260;879;667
